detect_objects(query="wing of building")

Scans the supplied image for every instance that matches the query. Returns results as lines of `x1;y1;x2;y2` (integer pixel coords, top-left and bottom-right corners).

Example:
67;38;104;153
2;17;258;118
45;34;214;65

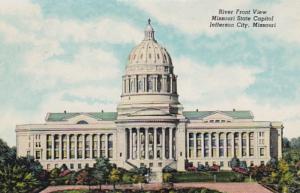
16;19;283;174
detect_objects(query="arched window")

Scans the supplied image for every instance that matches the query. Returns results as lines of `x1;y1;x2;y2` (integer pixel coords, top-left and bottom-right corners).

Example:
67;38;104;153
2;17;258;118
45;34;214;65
77;120;88;124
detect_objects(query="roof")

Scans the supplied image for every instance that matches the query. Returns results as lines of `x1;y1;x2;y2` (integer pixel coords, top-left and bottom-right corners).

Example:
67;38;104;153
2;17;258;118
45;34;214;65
46;110;253;122
46;112;117;122
183;111;253;120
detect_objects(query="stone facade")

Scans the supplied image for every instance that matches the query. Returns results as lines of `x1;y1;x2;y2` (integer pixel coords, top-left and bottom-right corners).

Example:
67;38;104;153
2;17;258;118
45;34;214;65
16;20;283;173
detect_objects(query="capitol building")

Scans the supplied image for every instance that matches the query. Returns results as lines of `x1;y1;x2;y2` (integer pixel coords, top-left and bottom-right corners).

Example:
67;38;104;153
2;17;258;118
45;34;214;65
16;20;283;175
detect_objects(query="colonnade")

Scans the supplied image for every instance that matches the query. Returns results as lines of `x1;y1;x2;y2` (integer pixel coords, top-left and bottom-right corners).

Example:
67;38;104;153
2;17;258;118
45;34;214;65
122;74;176;94
187;131;258;159
126;127;175;160
46;133;114;160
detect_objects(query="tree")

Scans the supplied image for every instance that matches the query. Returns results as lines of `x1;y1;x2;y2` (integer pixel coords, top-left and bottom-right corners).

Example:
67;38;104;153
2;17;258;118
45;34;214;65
93;157;112;189
282;137;290;149
271;159;294;193
290;137;300;149
0;139;16;165
230;157;240;168
0;164;39;193
109;168;121;191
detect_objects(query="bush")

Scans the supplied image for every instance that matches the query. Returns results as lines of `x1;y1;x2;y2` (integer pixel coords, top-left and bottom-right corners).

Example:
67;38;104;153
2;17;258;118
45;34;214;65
163;172;173;183
171;171;245;183
122;173;132;184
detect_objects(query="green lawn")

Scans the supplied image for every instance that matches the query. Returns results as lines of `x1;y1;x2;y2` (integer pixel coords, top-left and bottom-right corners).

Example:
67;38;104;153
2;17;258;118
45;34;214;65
171;171;246;182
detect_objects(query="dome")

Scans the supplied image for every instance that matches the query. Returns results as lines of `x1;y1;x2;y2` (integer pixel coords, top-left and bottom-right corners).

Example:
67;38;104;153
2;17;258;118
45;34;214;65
127;19;172;66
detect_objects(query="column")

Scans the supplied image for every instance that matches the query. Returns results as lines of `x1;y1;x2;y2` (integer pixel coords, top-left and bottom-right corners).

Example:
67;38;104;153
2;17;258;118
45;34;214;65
170;74;173;93
193;133;197;159
224;133;227;158
162;128;166;159
246;132;250;157
90;134;93;159
75;135;78;159
216;133;220;157
144;76;147;92
51;134;55;160
169;128;173;159
122;77;125;93
82;135;86;159
186;132;190;158
137;128;140;159
239;132;242;157
59;134;62;160
129;129;133;159
105;134;109;158
278;128;282;159
231;134;235;157
208;133;212;157
154;128;157;159
67;134;70;159
98;134;101;158
201;133;205;158
145;128;149;159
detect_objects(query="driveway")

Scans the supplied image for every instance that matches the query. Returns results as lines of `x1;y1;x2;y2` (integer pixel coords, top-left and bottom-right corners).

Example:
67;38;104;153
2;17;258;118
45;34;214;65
40;182;273;193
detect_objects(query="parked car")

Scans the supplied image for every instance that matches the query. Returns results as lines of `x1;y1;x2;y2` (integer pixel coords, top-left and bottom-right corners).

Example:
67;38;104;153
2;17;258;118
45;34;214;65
232;167;249;175
210;164;220;171
187;166;197;172
197;164;209;172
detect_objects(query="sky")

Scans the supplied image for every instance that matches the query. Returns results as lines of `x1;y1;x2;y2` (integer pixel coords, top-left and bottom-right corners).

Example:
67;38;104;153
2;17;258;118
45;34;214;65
0;0;300;146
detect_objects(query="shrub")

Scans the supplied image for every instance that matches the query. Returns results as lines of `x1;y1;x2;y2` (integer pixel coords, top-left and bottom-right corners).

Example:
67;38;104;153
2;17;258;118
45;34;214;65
122;173;132;184
163;172;173;183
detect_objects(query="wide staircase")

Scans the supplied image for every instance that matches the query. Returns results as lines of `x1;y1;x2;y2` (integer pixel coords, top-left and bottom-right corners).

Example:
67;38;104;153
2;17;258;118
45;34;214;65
149;170;163;182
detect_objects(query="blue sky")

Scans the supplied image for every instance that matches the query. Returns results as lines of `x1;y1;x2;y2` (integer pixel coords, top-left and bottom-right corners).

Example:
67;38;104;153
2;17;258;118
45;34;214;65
0;0;299;146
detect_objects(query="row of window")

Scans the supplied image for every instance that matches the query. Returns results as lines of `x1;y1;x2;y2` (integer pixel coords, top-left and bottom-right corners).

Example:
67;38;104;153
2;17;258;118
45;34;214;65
204;120;231;123
188;132;260;158
45;134;113;160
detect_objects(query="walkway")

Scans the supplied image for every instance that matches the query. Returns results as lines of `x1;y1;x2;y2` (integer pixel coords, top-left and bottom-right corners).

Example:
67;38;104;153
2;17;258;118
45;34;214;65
40;182;273;193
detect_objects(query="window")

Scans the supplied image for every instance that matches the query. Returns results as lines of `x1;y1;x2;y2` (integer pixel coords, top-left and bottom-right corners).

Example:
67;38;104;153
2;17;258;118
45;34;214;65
70;164;74;169
260;148;265;156
77;120;88;124
148;77;153;91
78;164;82;169
55;164;58;168
35;151;41;159
260;161;265;165
220;161;224;167
149;162;153;167
138;80;143;91
47;164;51;170
158;162;162;167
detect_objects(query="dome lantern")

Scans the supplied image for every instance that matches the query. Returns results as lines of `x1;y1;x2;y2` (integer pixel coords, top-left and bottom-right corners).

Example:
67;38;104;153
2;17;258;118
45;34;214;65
144;18;155;41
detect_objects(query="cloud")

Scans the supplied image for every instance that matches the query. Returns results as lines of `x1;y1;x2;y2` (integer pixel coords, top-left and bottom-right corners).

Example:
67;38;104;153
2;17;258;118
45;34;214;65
175;57;299;138
38;85;120;114
176;57;261;104
22;47;121;87
0;1;142;45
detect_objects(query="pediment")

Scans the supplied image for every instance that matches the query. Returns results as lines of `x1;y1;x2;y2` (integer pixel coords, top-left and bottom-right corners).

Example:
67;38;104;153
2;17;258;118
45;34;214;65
130;108;169;116
66;113;99;124
203;111;233;121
